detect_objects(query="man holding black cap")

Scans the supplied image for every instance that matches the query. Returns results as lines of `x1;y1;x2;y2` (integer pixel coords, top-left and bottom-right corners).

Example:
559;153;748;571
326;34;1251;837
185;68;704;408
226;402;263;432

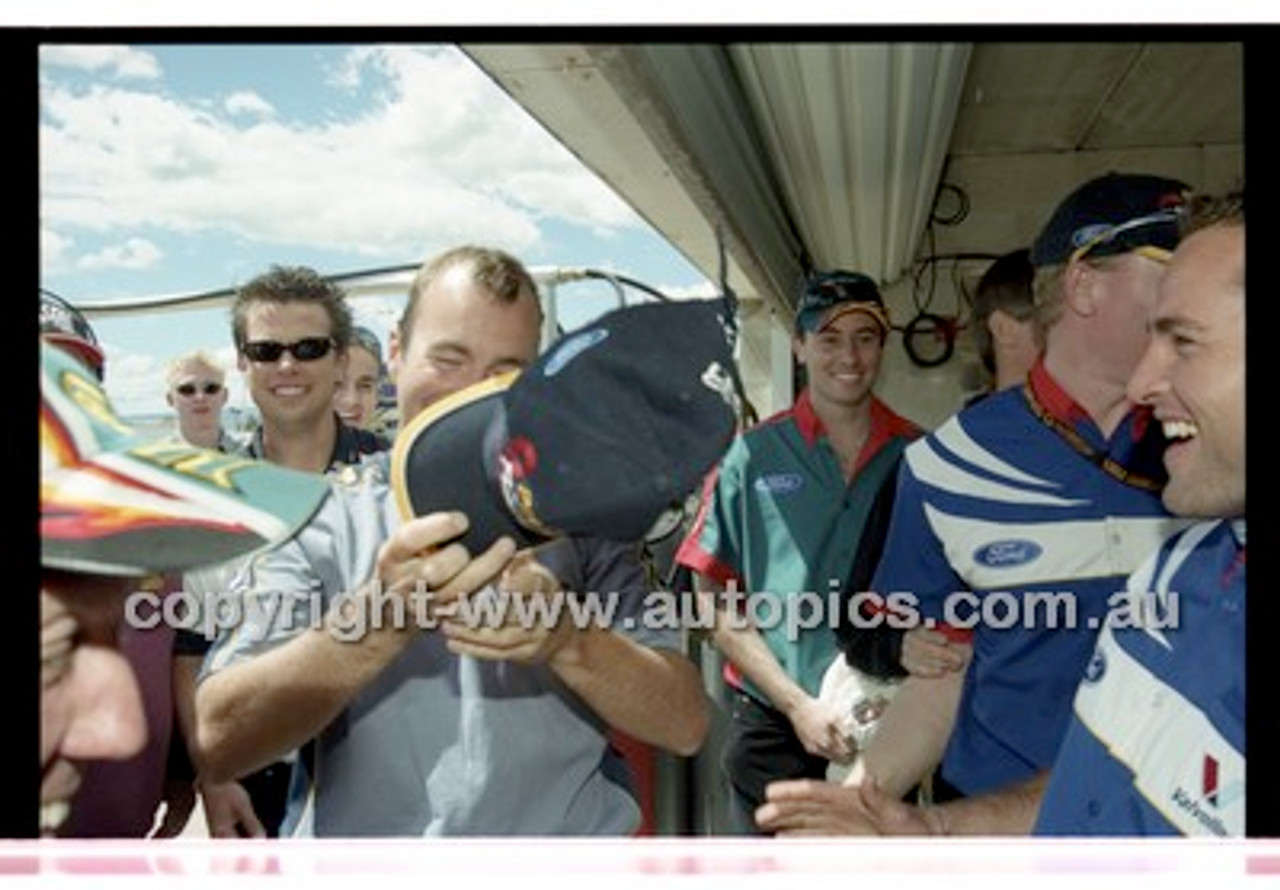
676;269;921;834
192;245;713;836
757;172;1193;835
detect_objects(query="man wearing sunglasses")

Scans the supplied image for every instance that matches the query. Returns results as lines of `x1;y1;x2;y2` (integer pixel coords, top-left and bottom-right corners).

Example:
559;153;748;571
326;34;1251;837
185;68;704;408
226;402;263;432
165;350;241;452
757;172;1195;835
171;266;389;837
232;264;386;473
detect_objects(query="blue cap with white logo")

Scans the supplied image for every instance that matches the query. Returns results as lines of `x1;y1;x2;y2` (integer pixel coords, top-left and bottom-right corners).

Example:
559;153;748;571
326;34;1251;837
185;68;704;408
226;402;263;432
1029;172;1190;267
392;299;741;553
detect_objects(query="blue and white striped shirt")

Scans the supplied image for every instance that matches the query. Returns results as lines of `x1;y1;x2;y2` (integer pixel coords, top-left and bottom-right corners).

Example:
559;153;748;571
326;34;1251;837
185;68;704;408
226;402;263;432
1036;519;1246;835
870;363;1186;795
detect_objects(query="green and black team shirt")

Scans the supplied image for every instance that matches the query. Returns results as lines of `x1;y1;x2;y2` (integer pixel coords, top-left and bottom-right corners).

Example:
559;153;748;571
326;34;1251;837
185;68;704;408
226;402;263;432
676;389;921;706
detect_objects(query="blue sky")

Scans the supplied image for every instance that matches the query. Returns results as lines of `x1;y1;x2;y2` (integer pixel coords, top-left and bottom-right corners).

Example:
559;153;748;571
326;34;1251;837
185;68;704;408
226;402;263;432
39;43;713;419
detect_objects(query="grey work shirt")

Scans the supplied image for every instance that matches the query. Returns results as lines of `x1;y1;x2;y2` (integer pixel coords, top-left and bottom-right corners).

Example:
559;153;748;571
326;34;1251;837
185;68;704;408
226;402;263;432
203;454;673;836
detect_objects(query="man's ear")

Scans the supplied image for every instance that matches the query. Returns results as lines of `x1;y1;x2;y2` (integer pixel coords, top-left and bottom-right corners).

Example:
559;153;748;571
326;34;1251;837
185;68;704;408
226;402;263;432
1062;260;1098;318
791;329;808;361
988;308;1018;345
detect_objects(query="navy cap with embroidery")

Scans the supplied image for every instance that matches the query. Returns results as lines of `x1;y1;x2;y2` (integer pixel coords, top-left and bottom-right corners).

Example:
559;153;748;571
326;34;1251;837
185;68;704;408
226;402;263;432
794;270;890;336
391;298;741;553
1029;172;1190;267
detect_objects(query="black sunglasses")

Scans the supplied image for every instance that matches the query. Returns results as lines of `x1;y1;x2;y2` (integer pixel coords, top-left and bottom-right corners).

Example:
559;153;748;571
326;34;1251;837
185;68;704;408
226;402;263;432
175;381;224;397
241;337;335;363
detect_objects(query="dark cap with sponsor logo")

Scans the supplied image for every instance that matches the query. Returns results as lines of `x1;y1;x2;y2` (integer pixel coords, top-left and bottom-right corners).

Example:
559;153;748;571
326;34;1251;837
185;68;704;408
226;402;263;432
1030;172;1191;267
794;270;890;336
391;298;741;553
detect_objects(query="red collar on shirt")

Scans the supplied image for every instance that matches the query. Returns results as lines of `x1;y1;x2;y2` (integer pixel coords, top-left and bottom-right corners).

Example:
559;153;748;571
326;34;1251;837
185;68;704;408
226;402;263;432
1025;356;1092;427
793;388;920;472
1021;357;1165;492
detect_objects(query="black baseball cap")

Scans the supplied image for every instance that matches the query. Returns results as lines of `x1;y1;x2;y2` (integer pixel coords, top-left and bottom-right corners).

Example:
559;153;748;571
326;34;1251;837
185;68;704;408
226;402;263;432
794;270;890;336
1029;172;1190;267
391;298;741;553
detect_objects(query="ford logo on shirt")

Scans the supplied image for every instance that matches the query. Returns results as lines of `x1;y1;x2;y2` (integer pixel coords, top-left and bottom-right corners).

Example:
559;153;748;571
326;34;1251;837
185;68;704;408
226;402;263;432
754;473;804;495
973;539;1043;568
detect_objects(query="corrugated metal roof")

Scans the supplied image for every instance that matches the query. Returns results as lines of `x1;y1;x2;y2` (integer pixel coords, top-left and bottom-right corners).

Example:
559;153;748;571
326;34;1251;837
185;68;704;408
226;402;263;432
463;41;1243;317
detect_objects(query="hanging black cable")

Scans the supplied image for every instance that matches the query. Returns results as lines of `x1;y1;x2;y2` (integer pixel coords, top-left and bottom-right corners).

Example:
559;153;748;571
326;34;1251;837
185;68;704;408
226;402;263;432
899;181;979;368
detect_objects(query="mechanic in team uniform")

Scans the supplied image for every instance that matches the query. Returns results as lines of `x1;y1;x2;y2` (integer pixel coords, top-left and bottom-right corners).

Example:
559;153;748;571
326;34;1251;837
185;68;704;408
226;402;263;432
1035;190;1245;836
677;271;921;834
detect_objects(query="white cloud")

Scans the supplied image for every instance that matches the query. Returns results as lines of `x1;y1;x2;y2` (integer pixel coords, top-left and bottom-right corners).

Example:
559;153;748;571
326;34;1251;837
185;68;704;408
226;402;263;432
223;90;276;120
40;227;73;272
39;44;644;274
99;347;166;418
38;44;161;80
78;237;164;272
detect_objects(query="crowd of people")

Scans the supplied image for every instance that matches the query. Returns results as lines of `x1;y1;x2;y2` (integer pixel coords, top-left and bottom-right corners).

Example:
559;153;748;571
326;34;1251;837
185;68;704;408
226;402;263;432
38;172;1245;840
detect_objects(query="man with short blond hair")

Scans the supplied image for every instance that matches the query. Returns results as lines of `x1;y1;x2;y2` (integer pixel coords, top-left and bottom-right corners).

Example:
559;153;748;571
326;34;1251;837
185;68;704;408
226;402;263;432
166;349;236;451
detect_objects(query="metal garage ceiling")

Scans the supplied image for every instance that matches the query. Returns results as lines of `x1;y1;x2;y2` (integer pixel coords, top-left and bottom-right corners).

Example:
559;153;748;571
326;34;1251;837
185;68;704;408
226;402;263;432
949;42;1243;156
462;41;1243;321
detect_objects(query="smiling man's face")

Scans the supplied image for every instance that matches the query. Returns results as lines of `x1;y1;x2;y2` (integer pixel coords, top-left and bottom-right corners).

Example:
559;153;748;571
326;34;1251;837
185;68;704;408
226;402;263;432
1127;221;1245;518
